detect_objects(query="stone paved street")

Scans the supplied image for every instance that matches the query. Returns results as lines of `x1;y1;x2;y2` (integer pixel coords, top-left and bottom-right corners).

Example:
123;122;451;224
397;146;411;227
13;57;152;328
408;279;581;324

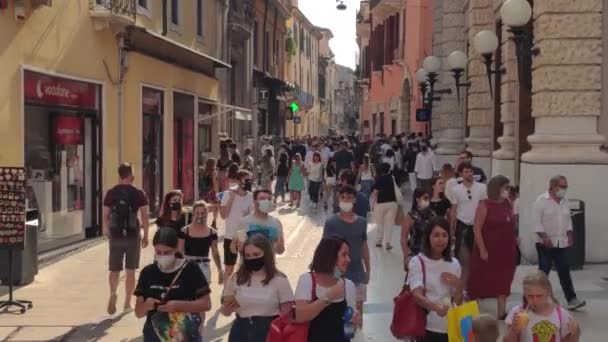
1;195;608;341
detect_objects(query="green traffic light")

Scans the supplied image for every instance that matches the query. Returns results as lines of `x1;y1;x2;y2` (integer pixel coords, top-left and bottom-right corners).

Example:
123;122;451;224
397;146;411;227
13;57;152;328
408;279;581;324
290;102;299;112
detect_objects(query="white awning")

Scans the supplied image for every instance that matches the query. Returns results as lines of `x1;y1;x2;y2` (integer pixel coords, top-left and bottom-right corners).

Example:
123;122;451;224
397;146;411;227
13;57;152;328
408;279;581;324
197;99;252;122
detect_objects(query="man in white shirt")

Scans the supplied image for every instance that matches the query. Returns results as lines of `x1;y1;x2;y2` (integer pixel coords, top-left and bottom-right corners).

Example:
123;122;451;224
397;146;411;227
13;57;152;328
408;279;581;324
449;162;487;285
220;169;254;279
533;175;586;310
414;142;436;191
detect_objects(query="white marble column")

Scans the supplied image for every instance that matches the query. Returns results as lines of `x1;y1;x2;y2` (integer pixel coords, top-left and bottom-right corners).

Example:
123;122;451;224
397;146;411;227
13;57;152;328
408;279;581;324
519;0;608;262
464;0;495;174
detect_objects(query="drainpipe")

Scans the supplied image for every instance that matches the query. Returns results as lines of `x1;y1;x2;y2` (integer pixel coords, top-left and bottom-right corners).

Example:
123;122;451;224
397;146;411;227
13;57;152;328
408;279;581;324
117;34;126;163
162;0;167;35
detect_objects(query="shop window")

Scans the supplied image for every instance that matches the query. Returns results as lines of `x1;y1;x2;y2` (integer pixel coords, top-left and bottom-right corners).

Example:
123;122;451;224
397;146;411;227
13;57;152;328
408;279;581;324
253;21;259;67
198;101;213;153
137;0;151;16
170;0;180;27
142;87;164;215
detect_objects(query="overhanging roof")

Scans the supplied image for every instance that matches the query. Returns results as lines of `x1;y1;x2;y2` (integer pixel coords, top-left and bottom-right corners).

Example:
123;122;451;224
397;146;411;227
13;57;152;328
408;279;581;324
125;26;231;76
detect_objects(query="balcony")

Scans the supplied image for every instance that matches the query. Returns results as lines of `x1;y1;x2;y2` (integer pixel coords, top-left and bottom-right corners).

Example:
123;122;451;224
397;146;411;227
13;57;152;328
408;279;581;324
297;89;315;110
89;0;136;31
370;0;401;16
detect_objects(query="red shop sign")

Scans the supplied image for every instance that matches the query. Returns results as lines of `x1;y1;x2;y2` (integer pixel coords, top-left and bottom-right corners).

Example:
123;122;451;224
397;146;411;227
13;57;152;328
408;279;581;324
24;70;98;110
54;116;83;145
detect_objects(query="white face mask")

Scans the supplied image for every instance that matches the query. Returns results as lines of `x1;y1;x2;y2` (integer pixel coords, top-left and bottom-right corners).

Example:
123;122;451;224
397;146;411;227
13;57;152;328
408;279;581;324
556;189;567;199
258;199;273;213
339;202;353;212
501;189;510;199
418;199;430;210
155;254;175;270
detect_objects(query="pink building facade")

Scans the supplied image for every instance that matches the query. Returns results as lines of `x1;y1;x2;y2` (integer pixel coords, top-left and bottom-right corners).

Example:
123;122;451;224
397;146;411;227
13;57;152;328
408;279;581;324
356;0;434;137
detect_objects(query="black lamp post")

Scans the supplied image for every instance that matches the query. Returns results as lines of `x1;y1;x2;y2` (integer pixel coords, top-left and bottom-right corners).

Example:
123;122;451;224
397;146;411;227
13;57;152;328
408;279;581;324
447;50;471;103
500;0;538;88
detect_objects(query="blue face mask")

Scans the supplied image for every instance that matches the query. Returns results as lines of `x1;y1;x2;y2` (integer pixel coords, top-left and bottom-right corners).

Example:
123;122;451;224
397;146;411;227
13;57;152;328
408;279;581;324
333;267;342;279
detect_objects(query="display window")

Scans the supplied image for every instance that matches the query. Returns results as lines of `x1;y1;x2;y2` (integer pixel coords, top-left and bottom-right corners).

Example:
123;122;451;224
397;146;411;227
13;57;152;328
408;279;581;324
23;70;102;252
142;86;164;216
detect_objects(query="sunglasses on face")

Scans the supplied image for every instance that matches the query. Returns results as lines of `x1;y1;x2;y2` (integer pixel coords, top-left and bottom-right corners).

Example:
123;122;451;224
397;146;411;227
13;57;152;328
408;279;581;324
467;189;472;200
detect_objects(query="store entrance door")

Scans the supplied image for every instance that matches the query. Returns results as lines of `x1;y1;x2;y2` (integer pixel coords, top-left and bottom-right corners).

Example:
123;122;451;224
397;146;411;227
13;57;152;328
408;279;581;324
173;92;195;204
142;87;164;216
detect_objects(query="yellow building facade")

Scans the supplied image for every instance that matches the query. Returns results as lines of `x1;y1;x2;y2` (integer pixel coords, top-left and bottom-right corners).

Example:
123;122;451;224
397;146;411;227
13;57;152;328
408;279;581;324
0;0;226;252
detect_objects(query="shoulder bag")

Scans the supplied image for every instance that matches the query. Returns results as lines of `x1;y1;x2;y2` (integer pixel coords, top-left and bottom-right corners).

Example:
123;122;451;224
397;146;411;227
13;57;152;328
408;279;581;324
390;256;427;338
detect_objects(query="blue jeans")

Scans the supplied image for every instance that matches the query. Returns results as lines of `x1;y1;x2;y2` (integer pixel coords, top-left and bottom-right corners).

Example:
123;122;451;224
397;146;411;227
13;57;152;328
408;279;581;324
274;176;287;197
360;179;374;197
536;243;577;302
228;316;276;342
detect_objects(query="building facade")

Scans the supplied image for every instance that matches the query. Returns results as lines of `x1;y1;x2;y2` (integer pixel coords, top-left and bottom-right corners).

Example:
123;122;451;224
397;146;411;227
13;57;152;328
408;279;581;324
334;65;357;135
317;28;335;136
431;0;608;262
252;0;290;140
284;6;320;137
356;0;434;138
0;0;228;252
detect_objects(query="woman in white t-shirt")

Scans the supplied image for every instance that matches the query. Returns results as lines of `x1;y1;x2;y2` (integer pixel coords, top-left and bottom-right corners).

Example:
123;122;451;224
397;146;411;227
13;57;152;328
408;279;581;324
221;234;294;342
306;152;324;209
504;271;580;342
408;217;464;342
294;237;361;342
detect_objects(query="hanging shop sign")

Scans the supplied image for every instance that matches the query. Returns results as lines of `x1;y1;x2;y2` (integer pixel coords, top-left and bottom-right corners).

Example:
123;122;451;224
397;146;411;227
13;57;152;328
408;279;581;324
0;167;26;250
54;116;83;145
24;70;98;110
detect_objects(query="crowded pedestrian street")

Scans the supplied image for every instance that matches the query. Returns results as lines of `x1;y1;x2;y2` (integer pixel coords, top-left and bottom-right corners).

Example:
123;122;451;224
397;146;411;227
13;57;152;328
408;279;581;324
1;192;608;341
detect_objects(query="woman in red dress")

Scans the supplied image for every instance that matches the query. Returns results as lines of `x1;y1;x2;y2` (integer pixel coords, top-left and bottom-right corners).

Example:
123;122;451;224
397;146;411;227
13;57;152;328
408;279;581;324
468;175;517;320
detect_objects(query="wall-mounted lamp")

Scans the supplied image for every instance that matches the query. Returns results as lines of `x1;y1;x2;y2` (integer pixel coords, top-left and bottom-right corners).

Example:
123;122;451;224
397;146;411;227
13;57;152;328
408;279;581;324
500;0;538;88
447;50;471;103
473;30;505;98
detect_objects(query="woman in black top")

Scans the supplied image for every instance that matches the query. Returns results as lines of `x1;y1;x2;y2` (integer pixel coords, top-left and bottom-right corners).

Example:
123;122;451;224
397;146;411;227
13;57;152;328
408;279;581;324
371;162;399;250
429;177;451;219
156;190;189;236
134;227;211;342
178;201;223;285
399;188;436;267
274;151;290;203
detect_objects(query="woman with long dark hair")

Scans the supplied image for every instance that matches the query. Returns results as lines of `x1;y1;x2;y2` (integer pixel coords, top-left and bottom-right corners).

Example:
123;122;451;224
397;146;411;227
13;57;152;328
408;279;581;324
399;188;436;266
357;154;375;197
221;234;294;342
157;190;189;235
294;236;361;342
409;217;463;342
429;177;451;219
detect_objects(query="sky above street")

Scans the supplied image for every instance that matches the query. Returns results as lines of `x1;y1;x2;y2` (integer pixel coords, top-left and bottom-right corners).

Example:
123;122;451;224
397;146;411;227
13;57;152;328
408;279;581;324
299;0;360;70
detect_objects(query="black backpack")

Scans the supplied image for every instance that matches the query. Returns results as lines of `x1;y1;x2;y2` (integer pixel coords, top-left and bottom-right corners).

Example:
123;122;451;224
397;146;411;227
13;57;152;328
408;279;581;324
109;188;139;236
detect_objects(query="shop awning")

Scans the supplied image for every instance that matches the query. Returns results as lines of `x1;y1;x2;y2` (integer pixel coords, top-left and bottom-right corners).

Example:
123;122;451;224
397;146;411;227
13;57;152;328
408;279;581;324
125;26;231;76
197;99;252;122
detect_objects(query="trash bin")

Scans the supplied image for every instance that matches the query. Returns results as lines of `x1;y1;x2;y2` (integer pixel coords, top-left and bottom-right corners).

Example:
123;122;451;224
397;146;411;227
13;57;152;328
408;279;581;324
0;225;38;286
568;199;585;270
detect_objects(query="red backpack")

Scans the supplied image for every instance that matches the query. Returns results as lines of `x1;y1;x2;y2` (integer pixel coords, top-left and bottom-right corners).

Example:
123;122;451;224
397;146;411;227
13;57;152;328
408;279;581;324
266;273;317;342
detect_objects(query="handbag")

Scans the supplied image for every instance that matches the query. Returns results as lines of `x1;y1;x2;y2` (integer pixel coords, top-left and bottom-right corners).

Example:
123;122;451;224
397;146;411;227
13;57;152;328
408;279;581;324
392;176;403;203
151;262;203;342
390;256;427;339
267;272;317;342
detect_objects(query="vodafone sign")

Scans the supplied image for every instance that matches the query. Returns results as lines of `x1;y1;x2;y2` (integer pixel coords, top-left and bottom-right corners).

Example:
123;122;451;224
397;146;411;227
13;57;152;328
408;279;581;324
24;70;99;110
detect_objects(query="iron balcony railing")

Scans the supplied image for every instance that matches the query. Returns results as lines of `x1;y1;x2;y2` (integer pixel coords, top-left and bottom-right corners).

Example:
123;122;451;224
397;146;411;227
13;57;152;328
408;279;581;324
89;0;136;21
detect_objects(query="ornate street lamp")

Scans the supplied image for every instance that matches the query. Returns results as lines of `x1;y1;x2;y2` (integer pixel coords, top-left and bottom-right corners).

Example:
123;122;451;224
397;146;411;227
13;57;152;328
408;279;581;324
416;68;429;99
447;50;471;103
500;0;538;87
473;30;504;98
336;1;347;10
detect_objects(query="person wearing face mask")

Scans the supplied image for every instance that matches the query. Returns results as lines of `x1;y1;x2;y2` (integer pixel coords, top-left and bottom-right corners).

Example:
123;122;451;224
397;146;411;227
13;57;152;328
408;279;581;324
468;175;517;319
222;235;294;342
532;175;586;310
178;201;223;284
231;189;285;255
220;170;255;280
404;142;419;192
156;190;190;236
134;227;211;342
323;185;370;321
414;142;436;192
294;237;361;342
400;188;437;268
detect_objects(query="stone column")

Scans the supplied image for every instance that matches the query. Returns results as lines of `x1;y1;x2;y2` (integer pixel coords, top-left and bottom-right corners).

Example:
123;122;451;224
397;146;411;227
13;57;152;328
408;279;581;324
491;15;517;180
465;0;495;174
435;0;466;165
519;0;608;262
431;0;445;140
